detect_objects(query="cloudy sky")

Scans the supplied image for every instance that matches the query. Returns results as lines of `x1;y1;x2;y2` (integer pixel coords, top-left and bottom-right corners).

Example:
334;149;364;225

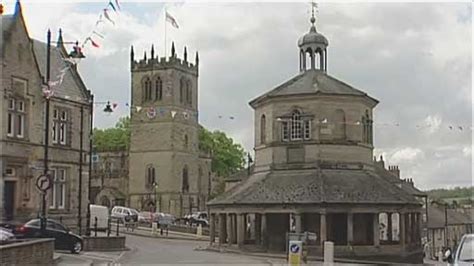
4;0;472;190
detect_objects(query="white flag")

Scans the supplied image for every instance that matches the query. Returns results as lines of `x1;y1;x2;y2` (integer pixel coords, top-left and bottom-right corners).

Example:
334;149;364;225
166;12;179;29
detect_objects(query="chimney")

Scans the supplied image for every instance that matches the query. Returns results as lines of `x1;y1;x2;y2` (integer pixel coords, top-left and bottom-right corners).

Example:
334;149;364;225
388;165;400;178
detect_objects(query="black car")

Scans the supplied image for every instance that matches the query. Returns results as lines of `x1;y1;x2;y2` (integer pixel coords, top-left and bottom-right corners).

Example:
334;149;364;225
16;219;83;253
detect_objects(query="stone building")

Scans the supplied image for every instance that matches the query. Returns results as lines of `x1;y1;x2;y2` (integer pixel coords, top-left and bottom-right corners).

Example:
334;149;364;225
207;12;424;263
1;2;92;231
91;44;213;217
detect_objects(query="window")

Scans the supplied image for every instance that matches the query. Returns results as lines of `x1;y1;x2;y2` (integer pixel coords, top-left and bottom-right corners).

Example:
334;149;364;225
6;98;26;139
334;109;346;140
180;78;185;104
52;108;69;145
49;168;67;209
143;77;152;101
260;114;266;144
304;120;311;140
155;77;163;101
186;80;192;106
182;166;189;193
282;122;289;141
146;165;155;188
184;134;188;149
290;110;302;140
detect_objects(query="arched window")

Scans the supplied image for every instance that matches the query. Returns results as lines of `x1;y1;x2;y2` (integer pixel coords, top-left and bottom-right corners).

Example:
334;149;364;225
186;80;192;106
182;166;189;193
142;77;152;101
334;109;346;140
146;165;155;188
184;134;188;149
155;77;163;101
290;110;303;140
260;114;266;144
180;78;185;104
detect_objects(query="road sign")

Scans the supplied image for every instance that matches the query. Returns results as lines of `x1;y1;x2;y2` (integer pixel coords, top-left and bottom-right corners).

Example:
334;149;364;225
36;174;52;193
288;240;302;266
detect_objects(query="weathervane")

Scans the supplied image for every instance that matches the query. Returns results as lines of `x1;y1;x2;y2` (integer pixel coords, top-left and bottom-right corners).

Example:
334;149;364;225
310;1;318;26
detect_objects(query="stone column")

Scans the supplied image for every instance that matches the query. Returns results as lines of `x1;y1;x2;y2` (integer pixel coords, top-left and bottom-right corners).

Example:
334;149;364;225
347;213;354;244
387;212;393;242
294;213;302;233
261;213;267;248
255;213;262;245
320;212;327;244
417;213;423;245
209;213;216;244
226;213;233;245
373;213;380;246
219;213;227;245
400;212;406;249
407;213;412;244
237;213;245;247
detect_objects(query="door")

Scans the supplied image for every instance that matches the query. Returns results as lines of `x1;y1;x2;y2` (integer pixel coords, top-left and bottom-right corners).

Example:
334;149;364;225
4;181;15;221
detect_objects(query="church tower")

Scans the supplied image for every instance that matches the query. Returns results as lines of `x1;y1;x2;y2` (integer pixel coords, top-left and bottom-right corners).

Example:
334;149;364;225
128;43;210;217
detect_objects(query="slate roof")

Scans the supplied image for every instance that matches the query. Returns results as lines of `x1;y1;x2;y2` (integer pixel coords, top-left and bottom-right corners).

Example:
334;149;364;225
209;169;419;206
225;165;254;182
249;69;378;107
427;206;474;229
374;165;427;197
31;39;89;103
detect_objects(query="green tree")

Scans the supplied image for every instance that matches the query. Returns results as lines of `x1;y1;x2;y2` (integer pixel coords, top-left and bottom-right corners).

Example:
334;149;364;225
93;116;131;151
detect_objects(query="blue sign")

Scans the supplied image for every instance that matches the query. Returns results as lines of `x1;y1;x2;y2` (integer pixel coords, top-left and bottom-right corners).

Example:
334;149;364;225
290;244;300;253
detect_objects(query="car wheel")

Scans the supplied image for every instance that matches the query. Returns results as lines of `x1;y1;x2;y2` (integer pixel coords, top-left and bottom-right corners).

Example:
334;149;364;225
71;241;82;254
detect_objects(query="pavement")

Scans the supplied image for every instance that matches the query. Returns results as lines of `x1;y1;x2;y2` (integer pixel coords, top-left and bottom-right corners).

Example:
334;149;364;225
117;224;210;242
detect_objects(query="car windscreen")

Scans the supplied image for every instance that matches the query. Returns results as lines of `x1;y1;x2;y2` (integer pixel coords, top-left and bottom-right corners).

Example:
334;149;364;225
26;220;40;227
459;237;474;261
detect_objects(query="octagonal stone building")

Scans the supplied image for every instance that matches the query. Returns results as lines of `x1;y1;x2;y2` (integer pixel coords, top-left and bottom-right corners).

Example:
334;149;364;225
207;13;423;264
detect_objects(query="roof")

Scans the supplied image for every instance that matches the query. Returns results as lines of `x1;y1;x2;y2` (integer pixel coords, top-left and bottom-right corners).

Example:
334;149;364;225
249;69;378;107
374;165;427;197
225;165;254;182
31;39;89;103
427;206;474;229
209;168;419;206
2;15;15;36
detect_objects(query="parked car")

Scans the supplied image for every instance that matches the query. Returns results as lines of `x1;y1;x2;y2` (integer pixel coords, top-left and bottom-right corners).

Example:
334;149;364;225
111;206;139;224
448;234;474;265
89;204;109;231
138;211;154;226
0;227;15;241
155;213;175;226
16;219;83;253
189;212;208;227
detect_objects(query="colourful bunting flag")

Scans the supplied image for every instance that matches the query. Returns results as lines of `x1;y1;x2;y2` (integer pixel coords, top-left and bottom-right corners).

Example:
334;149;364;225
115;0;121;10
166;12;179;29
108;1;117;12
103;9;115;25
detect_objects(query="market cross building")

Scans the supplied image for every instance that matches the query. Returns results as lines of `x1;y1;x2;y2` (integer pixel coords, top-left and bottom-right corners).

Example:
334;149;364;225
207;11;424;264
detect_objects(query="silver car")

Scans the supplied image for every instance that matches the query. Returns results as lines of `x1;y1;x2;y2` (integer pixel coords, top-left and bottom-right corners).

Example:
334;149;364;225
450;234;474;266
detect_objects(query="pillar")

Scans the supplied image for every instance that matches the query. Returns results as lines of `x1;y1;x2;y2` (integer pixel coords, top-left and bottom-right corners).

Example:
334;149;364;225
387;212;393;242
302;51;306;70
294;213;302;233
320;212;327;244
373;213;380;246
237;213;245;247
418;213;423;245
255;213;262;244
209;213;216;244
261;213;267;248
347;213;354;244
226;213;233;245
310;51;315;69
219;213;227;245
400;213;406;249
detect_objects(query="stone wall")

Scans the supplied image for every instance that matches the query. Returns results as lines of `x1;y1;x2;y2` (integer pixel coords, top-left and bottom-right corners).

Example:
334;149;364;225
82;236;126;251
0;239;54;266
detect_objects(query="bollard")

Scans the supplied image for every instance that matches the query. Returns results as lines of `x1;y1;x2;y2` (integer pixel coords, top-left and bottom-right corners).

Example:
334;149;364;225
107;218;111;237
94;217;98;237
196;224;203;238
116;220;119;236
323;241;334;265
152;222;157;236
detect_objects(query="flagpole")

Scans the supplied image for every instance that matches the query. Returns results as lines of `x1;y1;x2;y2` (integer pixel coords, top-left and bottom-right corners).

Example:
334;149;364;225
164;7;167;58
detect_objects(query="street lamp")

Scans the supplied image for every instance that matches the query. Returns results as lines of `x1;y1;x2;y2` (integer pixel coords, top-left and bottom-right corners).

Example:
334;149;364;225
41;29;85;235
153;182;159;213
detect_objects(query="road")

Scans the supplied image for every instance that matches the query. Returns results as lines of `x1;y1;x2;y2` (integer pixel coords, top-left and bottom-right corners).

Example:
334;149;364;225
119;233;272;264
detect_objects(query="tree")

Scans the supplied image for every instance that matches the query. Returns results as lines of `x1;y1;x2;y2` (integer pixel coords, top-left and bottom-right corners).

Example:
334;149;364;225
93;116;130;151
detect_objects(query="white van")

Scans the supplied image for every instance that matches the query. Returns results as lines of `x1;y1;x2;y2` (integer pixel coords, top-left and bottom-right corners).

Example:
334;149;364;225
89;204;109;231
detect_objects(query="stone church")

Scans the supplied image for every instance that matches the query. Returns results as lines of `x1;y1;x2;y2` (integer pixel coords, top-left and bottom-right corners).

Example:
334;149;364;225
207;11;424;264
91;44;213;218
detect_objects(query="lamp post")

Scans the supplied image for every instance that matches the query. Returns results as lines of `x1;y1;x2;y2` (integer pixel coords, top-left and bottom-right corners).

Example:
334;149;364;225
153;182;158;213
85;94;94;236
41;29;85;235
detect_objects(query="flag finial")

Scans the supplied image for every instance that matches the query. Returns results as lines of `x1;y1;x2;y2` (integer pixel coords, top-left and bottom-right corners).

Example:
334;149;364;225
310;1;318;26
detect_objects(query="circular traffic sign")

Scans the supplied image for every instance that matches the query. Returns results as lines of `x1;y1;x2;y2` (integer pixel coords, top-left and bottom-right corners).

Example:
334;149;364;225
36;174;52;192
290;244;300;253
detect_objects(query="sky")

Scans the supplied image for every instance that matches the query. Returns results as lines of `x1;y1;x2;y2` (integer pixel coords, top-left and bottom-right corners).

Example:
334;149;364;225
3;0;472;190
